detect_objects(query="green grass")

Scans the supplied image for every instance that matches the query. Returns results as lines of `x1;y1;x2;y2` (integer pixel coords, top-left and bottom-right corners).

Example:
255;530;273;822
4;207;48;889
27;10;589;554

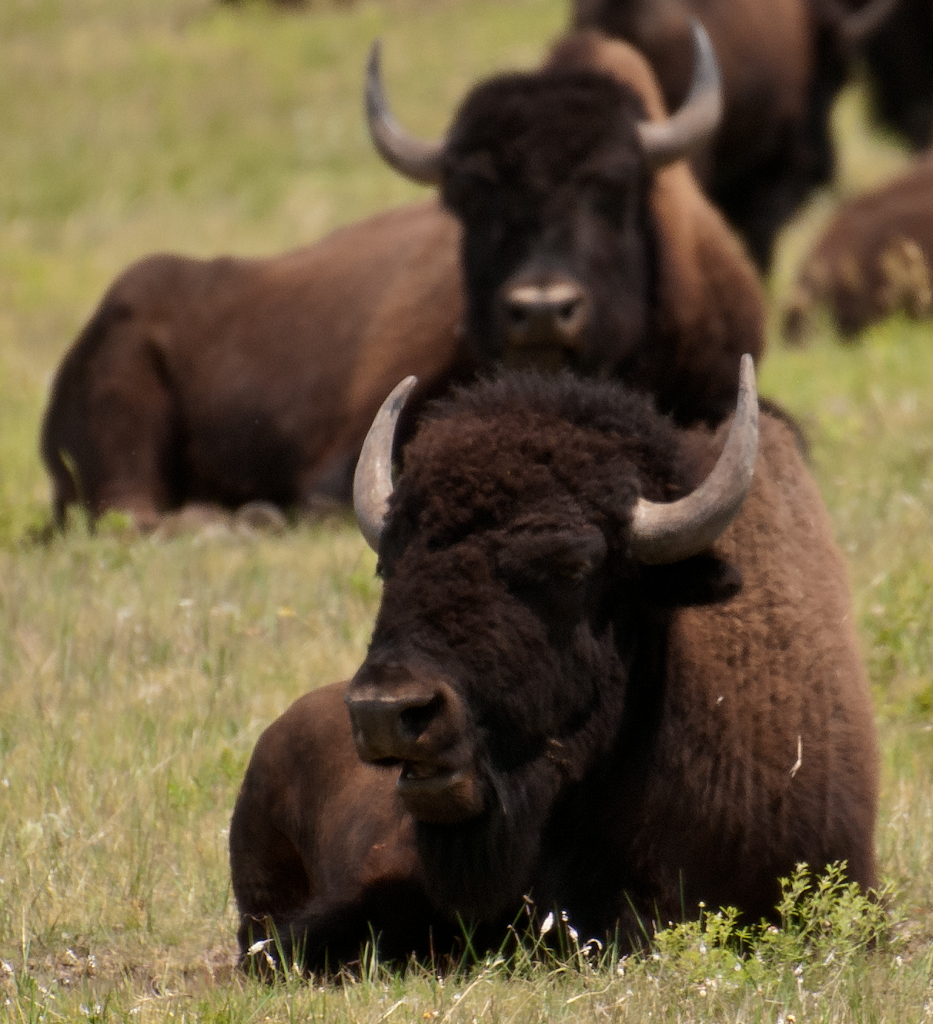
1;0;933;1020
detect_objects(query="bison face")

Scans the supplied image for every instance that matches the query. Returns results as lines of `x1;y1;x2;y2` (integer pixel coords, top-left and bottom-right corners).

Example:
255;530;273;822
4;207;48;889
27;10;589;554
439;73;655;378
346;364;756;919
365;23;722;390
347;511;617;827
348;480;626;918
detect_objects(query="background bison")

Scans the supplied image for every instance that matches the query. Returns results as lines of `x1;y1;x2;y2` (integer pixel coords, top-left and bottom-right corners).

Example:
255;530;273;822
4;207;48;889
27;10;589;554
368;24;764;427
230;361;878;972
847;0;933;149
40;201;466;529
783;156;933;341
571;0;898;270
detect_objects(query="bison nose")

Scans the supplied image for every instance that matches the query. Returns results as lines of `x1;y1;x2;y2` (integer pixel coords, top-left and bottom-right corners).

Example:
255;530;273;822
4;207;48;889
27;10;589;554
501;280;587;350
345;689;445;764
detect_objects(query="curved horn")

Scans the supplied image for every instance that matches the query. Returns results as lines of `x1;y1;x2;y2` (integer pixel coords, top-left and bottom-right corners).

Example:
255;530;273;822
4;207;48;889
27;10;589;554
637;19;722;170
630;354;758;565
366;41;446;185
354;376;419;553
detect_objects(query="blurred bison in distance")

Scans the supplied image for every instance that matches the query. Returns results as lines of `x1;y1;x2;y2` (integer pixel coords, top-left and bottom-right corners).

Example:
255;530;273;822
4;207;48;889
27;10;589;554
230;361;878;973
43;24;763;529
844;0;933;149
41;203;466;530
783;156;933;342
367;23;764;427
572;0;899;270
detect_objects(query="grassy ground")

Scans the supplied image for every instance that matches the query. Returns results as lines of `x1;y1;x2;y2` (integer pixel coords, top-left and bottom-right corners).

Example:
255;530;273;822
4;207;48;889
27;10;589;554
1;0;932;1020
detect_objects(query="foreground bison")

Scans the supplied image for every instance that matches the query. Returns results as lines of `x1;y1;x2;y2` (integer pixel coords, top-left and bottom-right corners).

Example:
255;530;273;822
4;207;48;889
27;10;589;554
230;360;878;972
367;23;763;427
43;25;762;526
783;156;933;341
571;0;897;269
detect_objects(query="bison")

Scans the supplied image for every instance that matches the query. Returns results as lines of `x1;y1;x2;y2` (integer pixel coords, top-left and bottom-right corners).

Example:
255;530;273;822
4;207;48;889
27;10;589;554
40;201;466;529
846;0;933;150
43;24;763;527
230;359;879;972
783;155;933;341
367;22;764;427
570;0;898;270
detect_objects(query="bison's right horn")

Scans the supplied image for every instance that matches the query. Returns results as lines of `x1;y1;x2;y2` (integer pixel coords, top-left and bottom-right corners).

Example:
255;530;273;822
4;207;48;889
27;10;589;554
630;354;758;565
366;41;446;185
354;376;419;553
637;19;722;169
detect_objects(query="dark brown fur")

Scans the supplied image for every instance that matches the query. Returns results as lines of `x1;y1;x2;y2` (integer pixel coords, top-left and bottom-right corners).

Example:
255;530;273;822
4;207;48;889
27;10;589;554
230;372;877;973
783;156;933;341
572;0;862;269
41;201;466;528
439;32;764;426
846;0;933;149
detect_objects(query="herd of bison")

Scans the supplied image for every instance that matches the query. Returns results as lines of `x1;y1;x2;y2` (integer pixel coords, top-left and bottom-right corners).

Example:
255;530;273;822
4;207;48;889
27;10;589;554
37;0;933;977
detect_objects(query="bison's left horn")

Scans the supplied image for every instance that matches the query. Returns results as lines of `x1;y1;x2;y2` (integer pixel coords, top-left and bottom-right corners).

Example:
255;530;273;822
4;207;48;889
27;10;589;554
354;376;419;553
637;20;722;170
630;354;758;565
366;41;446;185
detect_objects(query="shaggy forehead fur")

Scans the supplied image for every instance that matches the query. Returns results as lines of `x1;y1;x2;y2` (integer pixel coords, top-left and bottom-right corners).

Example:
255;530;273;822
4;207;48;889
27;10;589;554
385;373;690;555
441;70;649;194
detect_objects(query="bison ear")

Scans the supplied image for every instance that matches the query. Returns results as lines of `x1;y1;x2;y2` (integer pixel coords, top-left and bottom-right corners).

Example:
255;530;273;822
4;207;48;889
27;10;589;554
642;554;742;608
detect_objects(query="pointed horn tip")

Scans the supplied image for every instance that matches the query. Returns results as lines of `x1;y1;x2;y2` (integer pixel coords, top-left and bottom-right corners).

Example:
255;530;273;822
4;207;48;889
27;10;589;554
638;17;722;169
353;375;419;554
629;354;758;565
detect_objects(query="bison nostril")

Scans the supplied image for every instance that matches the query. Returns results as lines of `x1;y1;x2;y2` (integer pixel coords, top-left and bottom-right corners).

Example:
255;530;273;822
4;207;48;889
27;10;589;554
398;693;444;739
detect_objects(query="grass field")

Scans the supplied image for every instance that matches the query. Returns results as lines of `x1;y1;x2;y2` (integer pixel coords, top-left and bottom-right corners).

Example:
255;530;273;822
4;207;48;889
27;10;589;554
1;0;932;1020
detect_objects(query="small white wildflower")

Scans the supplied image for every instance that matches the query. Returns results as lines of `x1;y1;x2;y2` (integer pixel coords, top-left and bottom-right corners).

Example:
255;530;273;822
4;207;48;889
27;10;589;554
540;911;555;936
1;961;13;976
247;938;273;957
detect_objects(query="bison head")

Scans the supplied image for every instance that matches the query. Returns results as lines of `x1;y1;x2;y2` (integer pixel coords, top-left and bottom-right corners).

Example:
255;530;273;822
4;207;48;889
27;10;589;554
345;359;756;922
365;23;720;383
